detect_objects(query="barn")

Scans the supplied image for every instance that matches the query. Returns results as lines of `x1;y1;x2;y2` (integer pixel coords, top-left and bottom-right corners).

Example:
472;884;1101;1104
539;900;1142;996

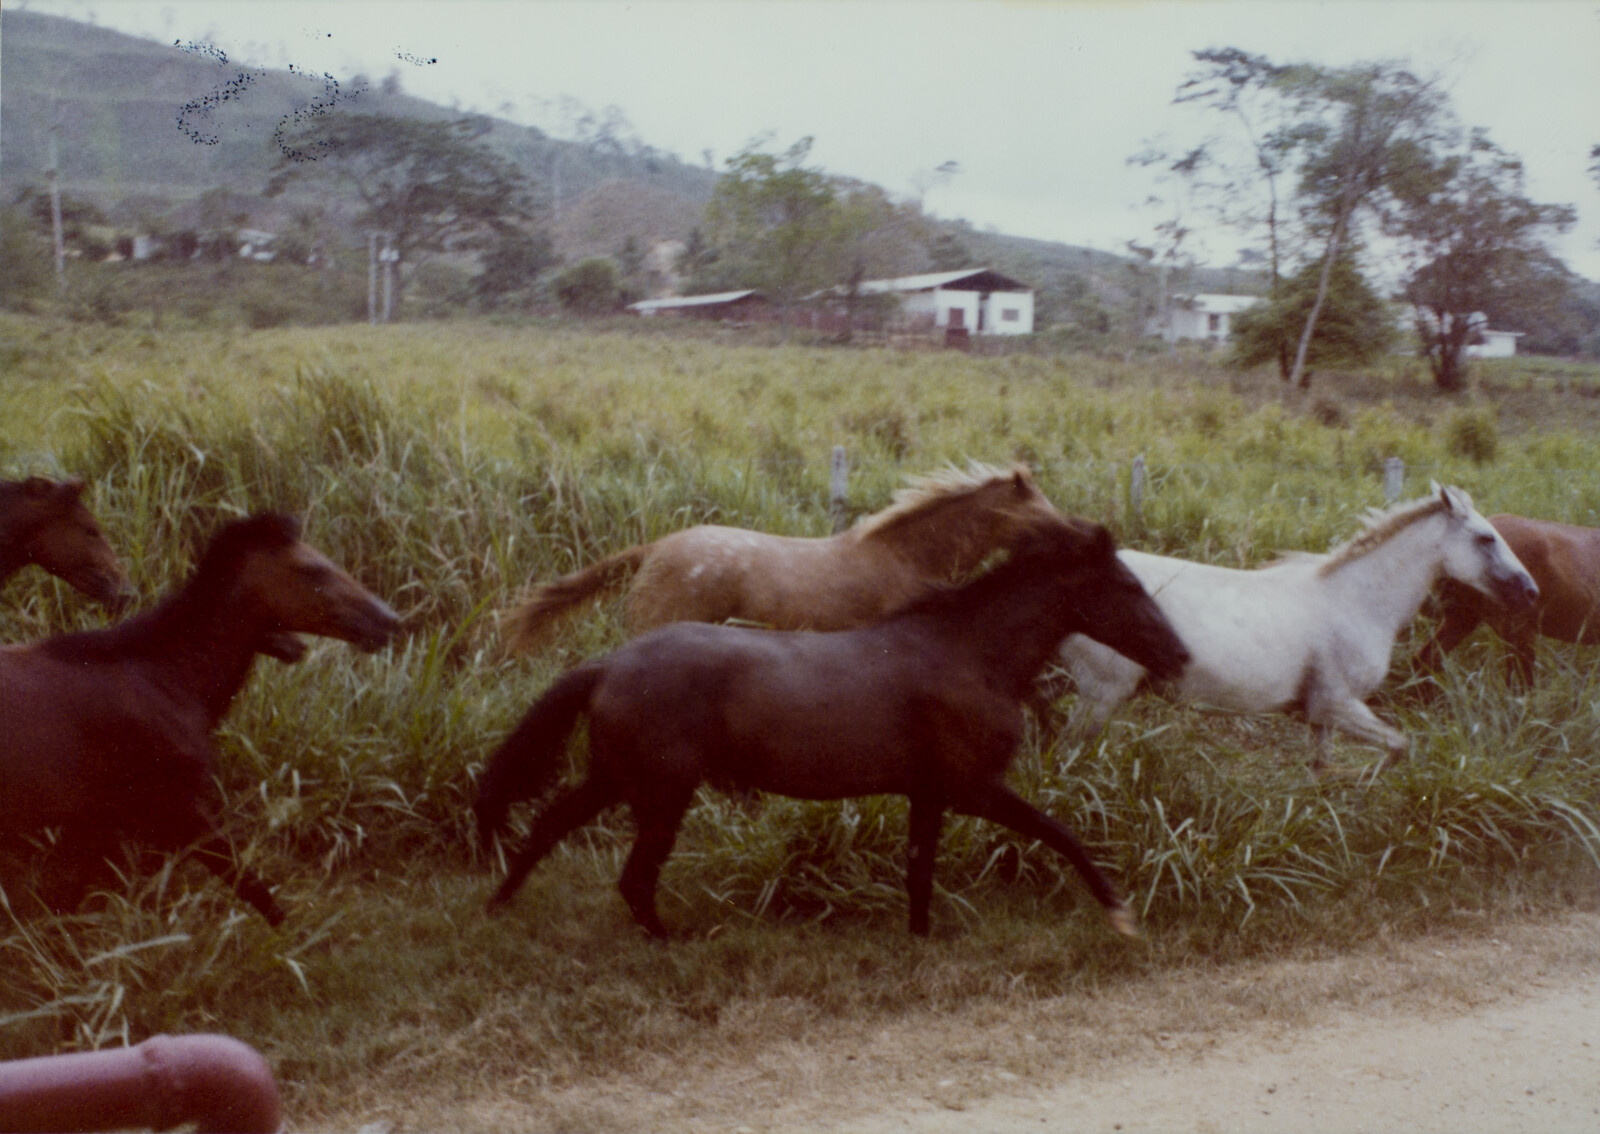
852;268;1036;336
628;290;771;321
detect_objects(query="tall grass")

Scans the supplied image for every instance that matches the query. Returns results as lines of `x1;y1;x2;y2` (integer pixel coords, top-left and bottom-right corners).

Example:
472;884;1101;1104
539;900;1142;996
2;312;1598;1089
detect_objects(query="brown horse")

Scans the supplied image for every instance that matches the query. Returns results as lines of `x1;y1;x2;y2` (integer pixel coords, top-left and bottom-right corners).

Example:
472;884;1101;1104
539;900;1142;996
0;514;400;924
477;516;1190;939
502;463;1067;652
1415;513;1600;687
0;477;131;609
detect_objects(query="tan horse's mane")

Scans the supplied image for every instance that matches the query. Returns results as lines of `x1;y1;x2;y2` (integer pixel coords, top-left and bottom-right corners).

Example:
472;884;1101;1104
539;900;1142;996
1311;491;1456;577
852;462;1034;542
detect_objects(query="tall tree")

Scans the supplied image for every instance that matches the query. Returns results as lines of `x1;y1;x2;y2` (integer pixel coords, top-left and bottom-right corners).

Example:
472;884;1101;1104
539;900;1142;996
267;114;538;303
702;135;839;320
1388;131;1575;391
1282;62;1449;386
1174;49;1313;305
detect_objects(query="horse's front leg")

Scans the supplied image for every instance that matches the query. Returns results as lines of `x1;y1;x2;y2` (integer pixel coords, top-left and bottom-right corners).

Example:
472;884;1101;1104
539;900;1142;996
954;780;1138;938
904;796;945;936
1306;691;1408;777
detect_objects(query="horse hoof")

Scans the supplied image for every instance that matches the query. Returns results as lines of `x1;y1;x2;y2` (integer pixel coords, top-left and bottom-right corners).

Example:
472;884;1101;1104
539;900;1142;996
1106;904;1141;939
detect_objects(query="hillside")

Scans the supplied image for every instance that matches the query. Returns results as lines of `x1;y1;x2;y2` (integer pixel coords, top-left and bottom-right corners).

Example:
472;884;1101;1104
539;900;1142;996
0;9;719;259
3;8;1197;308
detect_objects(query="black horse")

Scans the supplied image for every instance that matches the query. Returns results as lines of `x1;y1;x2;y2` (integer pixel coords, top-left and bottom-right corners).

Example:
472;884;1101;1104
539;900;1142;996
475;516;1190;939
0;514;400;924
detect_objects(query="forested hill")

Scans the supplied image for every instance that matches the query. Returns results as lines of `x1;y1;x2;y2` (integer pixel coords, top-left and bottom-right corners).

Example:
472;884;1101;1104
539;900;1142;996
0;9;718;257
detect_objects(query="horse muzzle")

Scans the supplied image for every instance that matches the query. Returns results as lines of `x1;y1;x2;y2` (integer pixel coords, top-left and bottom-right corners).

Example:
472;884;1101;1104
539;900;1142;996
1492;571;1539;613
345;598;403;652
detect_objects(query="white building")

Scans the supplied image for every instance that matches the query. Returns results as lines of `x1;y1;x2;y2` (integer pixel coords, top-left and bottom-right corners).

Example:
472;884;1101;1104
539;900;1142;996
1148;293;1263;344
855;268;1036;335
1411;309;1524;358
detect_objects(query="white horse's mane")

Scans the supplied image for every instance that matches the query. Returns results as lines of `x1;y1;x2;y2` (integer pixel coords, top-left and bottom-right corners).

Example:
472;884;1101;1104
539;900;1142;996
853;461;1033;538
1313;490;1459;577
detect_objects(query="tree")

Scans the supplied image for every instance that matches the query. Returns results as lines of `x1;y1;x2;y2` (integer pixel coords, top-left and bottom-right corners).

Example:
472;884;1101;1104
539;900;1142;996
553;257;622;314
1173;53;1450;386
475;229;557;306
1175;49;1313;302
1230;252;1394;377
1387;131;1575;390
702;135;839;320
267;113;539;303
1281;62;1449;386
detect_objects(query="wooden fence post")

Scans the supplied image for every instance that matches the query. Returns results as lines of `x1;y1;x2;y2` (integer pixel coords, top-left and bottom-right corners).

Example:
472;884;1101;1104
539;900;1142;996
830;445;849;533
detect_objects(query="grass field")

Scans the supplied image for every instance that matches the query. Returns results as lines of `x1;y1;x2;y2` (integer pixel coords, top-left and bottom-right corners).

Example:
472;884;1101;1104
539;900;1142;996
2;312;1599;1123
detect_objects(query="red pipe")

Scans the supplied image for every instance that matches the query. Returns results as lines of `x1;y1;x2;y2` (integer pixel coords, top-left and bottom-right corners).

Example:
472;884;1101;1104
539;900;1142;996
0;1034;280;1133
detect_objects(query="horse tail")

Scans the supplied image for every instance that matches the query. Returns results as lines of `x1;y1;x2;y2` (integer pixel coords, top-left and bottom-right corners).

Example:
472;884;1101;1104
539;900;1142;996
472;662;604;848
500;544;652;654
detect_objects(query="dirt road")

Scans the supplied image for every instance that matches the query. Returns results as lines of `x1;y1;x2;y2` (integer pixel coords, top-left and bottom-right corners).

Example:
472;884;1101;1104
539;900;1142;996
323;911;1600;1132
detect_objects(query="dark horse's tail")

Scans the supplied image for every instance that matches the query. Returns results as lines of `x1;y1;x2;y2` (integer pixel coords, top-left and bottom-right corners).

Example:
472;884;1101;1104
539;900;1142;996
500;545;652;654
472;663;605;849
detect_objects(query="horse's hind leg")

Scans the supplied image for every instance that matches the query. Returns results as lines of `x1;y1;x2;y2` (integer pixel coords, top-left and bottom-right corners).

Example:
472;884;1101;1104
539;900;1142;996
188;831;285;927
954;781;1137;938
904;797;946;936
488;775;620;911
154;799;286;927
615;789;695;938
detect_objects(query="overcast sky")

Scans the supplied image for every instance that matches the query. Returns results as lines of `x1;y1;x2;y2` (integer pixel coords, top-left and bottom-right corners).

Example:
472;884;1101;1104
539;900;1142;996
18;0;1600;279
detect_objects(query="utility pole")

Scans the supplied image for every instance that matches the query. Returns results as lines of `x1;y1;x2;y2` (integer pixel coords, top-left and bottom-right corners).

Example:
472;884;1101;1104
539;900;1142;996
380;233;397;322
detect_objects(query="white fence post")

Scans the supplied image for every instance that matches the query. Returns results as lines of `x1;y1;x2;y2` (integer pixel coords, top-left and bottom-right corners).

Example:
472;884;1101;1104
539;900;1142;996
830;445;849;533
1383;456;1404;503
1129;454;1146;526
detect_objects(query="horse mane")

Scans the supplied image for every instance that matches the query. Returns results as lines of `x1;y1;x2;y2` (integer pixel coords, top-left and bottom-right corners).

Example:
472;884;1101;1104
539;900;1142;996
36;513;302;662
1313;492;1453;577
852;462;1034;542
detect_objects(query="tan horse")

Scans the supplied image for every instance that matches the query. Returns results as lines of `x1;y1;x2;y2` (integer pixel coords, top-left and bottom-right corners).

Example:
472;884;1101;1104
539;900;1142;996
502;463;1066;653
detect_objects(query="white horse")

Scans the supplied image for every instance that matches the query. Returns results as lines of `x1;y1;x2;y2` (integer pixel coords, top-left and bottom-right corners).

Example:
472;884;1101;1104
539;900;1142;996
1059;484;1538;774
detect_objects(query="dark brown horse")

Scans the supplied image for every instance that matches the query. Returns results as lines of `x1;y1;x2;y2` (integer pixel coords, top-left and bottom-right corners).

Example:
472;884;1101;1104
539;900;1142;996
502;463;1067;651
1415;513;1600;687
475;516;1190;940
0;514;400;924
0;477;131;609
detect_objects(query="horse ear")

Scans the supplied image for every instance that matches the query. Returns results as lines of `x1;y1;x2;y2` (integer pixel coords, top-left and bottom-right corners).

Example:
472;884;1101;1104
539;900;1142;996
1011;469;1030;495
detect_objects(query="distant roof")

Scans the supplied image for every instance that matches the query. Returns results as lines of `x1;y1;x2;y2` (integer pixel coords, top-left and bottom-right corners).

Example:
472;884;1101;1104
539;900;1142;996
856;268;1032;295
1180;293;1263;314
629;289;762;312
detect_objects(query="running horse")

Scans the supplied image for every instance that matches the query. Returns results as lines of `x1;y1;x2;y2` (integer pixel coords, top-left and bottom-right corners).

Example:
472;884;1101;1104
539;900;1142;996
0;477;131;609
1058;485;1538;775
0;514;400;924
1414;513;1600;688
502;462;1067;651
475;516;1189;939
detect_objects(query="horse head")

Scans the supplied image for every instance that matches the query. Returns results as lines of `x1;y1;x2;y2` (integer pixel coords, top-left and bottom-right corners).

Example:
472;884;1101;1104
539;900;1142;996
1432;483;1539;613
214;514;402;652
10;477;134;610
1040;520;1190;682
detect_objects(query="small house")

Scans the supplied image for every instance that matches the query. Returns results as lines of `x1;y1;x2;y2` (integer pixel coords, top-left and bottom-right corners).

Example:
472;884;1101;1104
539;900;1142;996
1148;294;1262;344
